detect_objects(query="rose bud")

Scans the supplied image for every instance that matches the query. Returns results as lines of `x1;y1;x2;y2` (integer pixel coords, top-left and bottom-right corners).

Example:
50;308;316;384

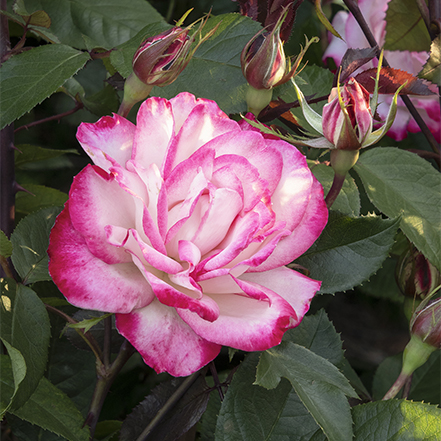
396;243;441;300
241;7;317;115
322;78;373;151
132;27;192;87
118;14;217;118
411;298;441;349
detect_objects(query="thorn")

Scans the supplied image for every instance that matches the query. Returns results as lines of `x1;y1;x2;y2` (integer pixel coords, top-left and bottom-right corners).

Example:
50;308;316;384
14;183;35;196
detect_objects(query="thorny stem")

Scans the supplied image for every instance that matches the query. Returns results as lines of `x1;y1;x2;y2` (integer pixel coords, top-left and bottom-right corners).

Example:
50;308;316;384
102;315;112;368
14;101;84;133
85;340;136;440
135;370;203;441
342;0;440;156
44;304;103;362
209;360;225;401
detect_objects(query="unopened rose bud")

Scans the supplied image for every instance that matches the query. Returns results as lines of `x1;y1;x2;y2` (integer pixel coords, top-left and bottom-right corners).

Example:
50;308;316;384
411;298;441;349
395;244;441;300
241;28;286;91
322;78;373;151
133;27;192;87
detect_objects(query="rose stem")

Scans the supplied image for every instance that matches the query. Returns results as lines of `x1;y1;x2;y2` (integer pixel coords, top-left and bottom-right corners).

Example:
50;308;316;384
325;172;346;209
342;0;440;156
85;340;136;440
135;370;203;441
0;0;15;279
209;360;225;401
382;371;407;400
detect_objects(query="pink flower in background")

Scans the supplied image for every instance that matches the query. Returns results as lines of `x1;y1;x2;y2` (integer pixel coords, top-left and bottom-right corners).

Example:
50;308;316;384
48;92;328;377
323;0;440;142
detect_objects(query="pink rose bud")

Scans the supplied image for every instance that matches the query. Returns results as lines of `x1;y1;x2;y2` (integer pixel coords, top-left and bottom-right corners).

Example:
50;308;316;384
133;27;192;87
241;26;286;90
396;244;441;300
322;78;373;150
411;298;441;349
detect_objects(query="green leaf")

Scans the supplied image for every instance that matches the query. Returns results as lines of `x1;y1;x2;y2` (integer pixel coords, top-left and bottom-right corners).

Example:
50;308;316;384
3;375;90;441
419;35;441;86
373;351;440;405
0;280;51;410
23;0;166;49
0;44;90;130
15;144;78;168
385;0;431;52
15;184;68;216
256;342;357;441
215;353;320;441
354;148;441;271
352;399;441;440
68;313;112;334
82;84;119;116
0;348;26;416
0;230;13;258
357;255;403;303
308;161;360;216
153;14;263;115
295;211;401;294
284;309;344;365
10;206;62;284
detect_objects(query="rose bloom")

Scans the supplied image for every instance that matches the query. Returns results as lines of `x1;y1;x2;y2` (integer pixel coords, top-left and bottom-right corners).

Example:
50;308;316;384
323;0;440;142
48;92;328;376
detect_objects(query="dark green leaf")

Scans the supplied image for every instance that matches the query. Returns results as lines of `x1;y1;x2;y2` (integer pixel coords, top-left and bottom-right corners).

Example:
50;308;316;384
419;35;441;86
295;211;400;294
352;399;441;440
4;376;90;441
0;44;90;129
385;0;431;52
0;230;13;258
120;370;210;441
15;144;78;168
153;14;262;115
357;255;403;303
215;353;320;441
308;161;360;216
0;280;51;410
0;348;26;416
23;0;166;49
284;309;344;366
82;84;119;116
355;148;441;271
256;342;357;441
11;206;62;284
15;184;68;216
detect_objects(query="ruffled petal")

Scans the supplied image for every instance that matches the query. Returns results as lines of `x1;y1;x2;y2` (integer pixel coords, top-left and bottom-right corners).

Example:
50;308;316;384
178;277;296;351
77;114;135;172
239;267;320;324
115;300;221;376
48;202;154;313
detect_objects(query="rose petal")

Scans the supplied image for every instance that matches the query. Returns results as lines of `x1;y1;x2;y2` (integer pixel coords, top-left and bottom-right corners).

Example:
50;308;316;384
116;300;221;376
77;114;135;172
48;203;154;313
178;278;296;351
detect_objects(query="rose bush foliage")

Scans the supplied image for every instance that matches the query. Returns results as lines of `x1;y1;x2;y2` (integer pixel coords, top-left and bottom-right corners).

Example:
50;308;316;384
323;0;440;142
48;92;327;377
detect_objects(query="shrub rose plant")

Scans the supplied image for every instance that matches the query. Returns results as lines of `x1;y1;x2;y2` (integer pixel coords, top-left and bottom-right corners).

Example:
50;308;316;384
48;92;328;376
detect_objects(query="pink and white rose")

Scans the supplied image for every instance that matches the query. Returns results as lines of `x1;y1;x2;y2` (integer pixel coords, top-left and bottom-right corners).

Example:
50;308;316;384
323;0;440;142
48;92;328;377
